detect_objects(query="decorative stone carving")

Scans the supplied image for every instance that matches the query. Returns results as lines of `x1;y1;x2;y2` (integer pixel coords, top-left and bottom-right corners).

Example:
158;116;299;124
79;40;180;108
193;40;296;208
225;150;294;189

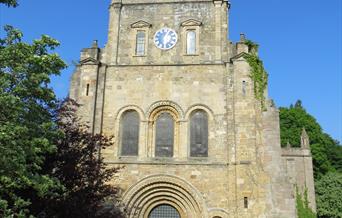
300;128;310;149
122;174;207;218
69;0;316;216
115;105;146;121
180;19;202;27
79;57;99;65
147;100;184;120
185;104;214;120
131;20;152;28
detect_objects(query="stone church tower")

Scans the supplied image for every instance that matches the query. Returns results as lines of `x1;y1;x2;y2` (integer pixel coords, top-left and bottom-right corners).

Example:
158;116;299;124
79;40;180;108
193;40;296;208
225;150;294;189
69;0;316;217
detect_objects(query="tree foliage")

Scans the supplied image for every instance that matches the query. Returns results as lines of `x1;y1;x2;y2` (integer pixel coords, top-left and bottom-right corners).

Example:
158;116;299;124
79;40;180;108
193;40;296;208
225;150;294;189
315;172;342;218
279;100;342;218
32;99;124;218
279;100;342;177
0;25;66;217
280;100;322;147
0;1;125;215
0;23;124;217
0;0;18;7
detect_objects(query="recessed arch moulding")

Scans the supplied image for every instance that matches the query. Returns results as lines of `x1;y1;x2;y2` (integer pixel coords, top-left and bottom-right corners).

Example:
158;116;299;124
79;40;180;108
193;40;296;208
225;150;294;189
122;174;210;218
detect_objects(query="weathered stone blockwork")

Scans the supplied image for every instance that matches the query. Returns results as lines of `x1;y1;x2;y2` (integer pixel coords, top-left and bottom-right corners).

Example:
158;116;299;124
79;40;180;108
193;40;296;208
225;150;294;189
69;0;316;217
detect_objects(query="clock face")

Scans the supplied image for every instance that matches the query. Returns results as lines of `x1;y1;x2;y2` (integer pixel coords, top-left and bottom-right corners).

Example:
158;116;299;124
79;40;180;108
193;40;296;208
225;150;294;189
154;28;178;50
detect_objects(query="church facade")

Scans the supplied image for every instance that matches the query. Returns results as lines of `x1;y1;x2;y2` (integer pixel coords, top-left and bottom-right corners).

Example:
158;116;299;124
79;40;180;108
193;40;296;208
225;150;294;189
69;0;316;217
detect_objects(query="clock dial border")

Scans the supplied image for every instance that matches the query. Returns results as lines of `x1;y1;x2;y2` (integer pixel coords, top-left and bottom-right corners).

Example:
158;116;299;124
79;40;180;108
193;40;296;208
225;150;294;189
154;27;178;50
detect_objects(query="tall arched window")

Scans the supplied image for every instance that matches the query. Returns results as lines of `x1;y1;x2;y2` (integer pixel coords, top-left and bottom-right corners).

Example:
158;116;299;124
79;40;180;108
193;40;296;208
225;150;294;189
155;112;174;157
190;110;208;157
136;31;146;56
120;110;139;156
186;30;196;55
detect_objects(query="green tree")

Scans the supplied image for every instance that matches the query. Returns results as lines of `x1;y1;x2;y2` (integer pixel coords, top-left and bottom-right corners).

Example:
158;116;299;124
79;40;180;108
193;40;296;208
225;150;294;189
324;135;342;173
33;99;124;218
279;100;341;177
0;0;18;7
315;172;342;218
280;101;342;218
0;25;66;217
280;101;323;147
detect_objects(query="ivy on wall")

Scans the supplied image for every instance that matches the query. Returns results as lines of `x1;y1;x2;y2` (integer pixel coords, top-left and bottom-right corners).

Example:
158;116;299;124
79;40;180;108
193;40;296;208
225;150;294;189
243;40;268;110
245;39;259;54
296;187;316;218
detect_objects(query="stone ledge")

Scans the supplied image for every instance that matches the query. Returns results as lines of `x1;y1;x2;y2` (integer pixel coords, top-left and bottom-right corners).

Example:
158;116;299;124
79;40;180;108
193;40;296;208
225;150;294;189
104;63;227;67
120;0;213;5
105;160;229;166
281;154;312;158
281;148;311;157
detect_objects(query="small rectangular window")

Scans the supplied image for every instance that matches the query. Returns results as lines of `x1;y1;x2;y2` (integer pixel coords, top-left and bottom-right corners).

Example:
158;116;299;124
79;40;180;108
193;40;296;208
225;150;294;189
186;30;196;55
242;80;246;96
244;197;248;208
86;83;90;96
136;31;146;56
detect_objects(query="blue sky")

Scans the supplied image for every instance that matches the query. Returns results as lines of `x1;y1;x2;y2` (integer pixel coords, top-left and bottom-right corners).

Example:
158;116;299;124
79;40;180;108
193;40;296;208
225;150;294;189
1;0;341;142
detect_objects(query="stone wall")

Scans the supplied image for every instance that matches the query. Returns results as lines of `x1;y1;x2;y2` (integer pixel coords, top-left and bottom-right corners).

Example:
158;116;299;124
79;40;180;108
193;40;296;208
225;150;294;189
100;65;227;160
68;0;317;217
105;0;229;65
282;146;316;211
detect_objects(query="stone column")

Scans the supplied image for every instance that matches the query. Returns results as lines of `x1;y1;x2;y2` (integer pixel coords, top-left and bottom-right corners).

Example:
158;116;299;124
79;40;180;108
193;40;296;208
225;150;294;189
92;65;107;135
225;62;238;218
262;107;296;217
139;120;148;159
214;0;223;63
221;0;230;62
303;153;316;211
179;120;188;159
300;129;317;211
105;0;122;65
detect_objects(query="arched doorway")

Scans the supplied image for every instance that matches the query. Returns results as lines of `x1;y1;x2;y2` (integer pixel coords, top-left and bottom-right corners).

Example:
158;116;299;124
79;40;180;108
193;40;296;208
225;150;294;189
122;175;206;218
148;204;180;218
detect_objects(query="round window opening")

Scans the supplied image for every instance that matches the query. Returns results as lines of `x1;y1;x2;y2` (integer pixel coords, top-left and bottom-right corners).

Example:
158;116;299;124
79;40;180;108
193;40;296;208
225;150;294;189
148;204;180;218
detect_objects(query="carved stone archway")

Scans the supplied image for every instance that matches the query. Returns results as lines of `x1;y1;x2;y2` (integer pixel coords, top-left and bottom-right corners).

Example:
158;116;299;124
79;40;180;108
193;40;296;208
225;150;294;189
146;101;184;157
122;174;207;218
146;100;184;120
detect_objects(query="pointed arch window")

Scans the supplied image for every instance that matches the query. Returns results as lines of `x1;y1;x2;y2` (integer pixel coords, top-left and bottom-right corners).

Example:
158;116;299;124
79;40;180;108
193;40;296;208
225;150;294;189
155;112;174;157
190;110;208;157
120;110;139;156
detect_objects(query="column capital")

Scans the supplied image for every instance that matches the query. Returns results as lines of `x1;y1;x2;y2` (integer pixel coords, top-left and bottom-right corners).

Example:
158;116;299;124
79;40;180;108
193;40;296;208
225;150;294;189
213;0;223;6
110;1;122;9
213;0;230;8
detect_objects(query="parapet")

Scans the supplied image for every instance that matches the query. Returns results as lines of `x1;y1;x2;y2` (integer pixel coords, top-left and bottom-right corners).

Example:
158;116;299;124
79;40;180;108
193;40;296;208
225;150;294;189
281;128;316;211
80;40;101;64
236;33;249;54
231;33;259;60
